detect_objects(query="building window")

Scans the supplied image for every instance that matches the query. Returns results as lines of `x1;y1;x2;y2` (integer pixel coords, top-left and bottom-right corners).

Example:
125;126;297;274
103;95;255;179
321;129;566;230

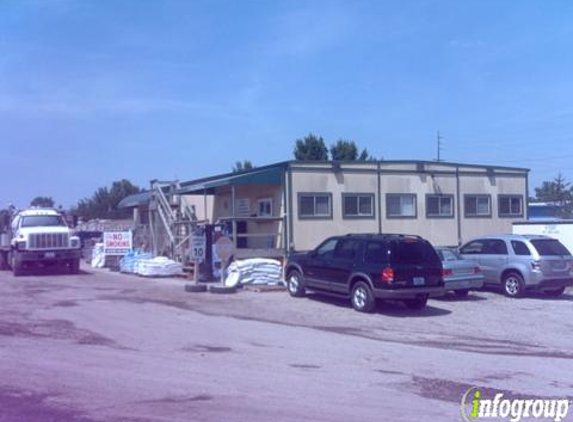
298;193;332;219
464;195;491;218
426;195;454;218
342;193;375;219
498;195;523;217
386;194;417;218
257;198;272;217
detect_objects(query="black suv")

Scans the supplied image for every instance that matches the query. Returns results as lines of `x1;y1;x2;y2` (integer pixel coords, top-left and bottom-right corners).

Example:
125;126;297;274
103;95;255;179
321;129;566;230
285;234;445;312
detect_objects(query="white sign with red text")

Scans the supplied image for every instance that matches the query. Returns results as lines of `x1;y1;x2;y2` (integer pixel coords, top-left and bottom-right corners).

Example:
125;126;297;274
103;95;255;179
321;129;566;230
103;231;133;255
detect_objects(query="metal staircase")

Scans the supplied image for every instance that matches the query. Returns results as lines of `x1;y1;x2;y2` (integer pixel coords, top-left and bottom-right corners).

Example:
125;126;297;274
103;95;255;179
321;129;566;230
148;180;197;263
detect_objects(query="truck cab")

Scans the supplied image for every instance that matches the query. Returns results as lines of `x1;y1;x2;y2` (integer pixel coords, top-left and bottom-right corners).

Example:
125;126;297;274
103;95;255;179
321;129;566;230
1;208;81;276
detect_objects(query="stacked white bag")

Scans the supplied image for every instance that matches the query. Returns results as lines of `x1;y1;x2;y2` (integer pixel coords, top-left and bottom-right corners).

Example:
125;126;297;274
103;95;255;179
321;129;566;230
120;251;153;273
91;243;105;268
134;256;183;277
225;258;284;287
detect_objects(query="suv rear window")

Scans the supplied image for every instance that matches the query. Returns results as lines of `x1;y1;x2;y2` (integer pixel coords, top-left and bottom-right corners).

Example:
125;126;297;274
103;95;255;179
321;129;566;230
530;239;571;256
390;240;440;265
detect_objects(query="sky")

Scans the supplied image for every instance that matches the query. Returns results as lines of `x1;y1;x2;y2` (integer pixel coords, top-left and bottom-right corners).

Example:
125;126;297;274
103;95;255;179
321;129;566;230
2;0;573;208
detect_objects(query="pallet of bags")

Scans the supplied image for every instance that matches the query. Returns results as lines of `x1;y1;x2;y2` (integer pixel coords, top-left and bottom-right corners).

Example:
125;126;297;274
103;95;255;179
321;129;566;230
134;256;184;277
224;258;284;287
120;251;153;273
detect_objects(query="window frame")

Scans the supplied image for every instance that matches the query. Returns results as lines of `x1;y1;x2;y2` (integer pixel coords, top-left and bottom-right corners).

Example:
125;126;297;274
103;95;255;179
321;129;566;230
256;197;273;217
386;194;417;219
425;194;455;219
297;192;333;220
341;193;375;219
498;194;524;218
464;194;492;218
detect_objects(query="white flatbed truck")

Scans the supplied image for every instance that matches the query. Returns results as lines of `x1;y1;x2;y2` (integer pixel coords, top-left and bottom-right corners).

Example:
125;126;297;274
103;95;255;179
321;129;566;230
0;208;81;276
513;220;573;255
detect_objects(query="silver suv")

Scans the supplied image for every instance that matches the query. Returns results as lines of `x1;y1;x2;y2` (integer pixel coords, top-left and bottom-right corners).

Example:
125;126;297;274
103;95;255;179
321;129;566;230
459;234;573;297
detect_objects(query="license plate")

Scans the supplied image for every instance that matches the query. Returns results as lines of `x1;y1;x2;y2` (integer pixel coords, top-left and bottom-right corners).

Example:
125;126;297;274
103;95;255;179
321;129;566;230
413;277;425;286
45;252;56;258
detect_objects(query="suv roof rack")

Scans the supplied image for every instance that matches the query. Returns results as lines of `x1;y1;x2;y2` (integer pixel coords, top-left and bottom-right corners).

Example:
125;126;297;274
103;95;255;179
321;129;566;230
344;233;424;240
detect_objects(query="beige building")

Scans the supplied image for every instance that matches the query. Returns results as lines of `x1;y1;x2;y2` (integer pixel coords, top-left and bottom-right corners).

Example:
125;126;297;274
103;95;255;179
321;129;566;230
169;160;529;255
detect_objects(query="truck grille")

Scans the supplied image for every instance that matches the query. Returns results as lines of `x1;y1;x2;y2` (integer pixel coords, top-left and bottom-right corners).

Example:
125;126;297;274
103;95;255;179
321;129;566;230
28;233;69;250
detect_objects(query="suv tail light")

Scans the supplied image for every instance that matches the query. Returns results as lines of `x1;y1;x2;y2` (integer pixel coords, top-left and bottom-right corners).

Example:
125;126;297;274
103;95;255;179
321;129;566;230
441;269;453;277
381;267;394;283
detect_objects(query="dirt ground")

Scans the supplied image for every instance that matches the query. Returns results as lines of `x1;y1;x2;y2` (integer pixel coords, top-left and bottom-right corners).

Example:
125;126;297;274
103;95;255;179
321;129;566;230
0;264;572;421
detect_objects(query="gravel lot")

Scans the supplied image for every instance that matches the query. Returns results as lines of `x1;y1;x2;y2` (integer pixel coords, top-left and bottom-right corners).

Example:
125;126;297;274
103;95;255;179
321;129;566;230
0;264;572;421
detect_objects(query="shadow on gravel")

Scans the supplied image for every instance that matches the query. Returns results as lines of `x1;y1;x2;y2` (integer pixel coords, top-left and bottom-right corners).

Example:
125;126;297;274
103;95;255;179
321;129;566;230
305;293;452;317
478;285;573;301
11;267;93;277
0;386;96;422
432;292;488;302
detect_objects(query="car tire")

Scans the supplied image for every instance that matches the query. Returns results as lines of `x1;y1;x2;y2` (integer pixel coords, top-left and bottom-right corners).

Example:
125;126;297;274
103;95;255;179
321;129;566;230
454;289;469;298
351;281;376;313
185;284;208;293
403;295;428;310
286;270;306;297
544;287;566;297
502;272;525;298
208;285;237;294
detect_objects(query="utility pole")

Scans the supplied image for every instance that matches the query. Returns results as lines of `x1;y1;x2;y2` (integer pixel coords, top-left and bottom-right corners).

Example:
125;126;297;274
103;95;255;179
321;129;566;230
436;131;443;162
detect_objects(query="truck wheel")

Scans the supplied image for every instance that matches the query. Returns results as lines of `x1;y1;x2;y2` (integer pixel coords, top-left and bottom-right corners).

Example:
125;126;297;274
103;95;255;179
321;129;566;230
403;295;428;310
11;253;23;277
544;287;566;297
351;281;375;313
286;270;306;297
454;289;469;298
0;252;8;271
502;272;525;298
69;259;80;274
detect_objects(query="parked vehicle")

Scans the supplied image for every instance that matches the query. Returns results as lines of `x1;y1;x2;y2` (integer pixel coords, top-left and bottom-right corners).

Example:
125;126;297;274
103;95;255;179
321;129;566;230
0;208;81;276
513;220;573;255
434;247;484;297
284;234;445;312
459;234;573;297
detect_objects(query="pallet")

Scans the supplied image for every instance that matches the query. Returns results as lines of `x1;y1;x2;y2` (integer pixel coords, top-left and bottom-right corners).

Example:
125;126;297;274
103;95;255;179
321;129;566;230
242;284;285;293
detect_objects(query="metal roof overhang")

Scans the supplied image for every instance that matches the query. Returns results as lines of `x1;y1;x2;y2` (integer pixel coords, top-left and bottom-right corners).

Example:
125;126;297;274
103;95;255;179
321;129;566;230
176;166;284;195
117;191;152;208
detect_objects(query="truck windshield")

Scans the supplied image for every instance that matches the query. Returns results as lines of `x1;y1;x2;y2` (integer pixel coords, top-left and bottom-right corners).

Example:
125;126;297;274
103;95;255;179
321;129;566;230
21;215;66;227
530;239;571;256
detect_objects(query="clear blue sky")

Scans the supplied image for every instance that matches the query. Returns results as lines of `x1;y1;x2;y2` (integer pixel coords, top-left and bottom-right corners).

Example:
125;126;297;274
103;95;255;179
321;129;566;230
2;0;573;208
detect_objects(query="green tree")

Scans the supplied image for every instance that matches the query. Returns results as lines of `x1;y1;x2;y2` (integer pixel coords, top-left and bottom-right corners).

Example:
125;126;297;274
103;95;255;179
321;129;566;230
330;139;358;160
293;133;329;161
534;173;573;218
358;148;376;161
232;160;254;173
30;196;55;208
330;139;375;161
74;179;142;220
